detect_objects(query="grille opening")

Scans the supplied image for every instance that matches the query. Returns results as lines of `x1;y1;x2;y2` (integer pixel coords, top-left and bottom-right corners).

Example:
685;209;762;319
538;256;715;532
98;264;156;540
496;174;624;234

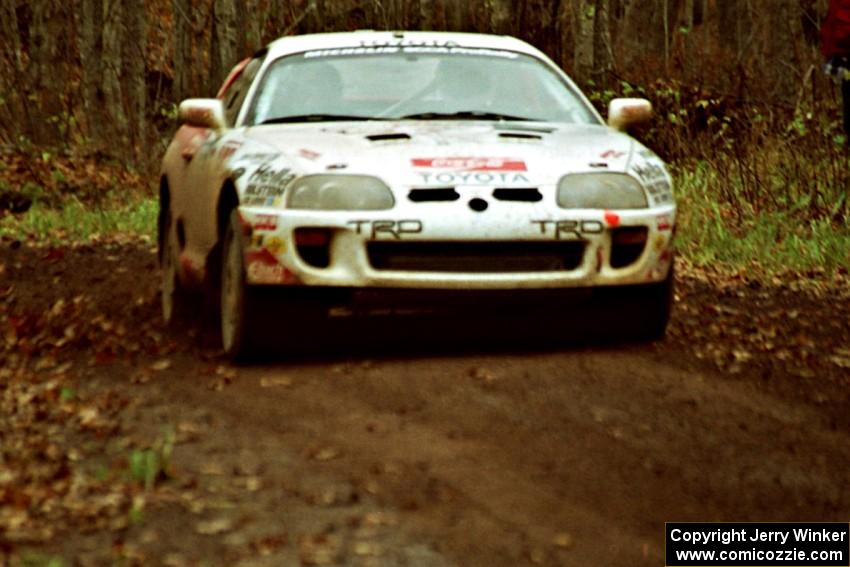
493;188;543;202
366;132;411;142
294;228;331;268
498;132;543;140
610;227;648;268
367;241;586;273
408;188;460;202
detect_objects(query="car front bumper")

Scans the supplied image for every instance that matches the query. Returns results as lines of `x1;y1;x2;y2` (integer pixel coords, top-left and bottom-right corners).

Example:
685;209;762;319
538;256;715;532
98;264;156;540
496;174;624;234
238;204;676;290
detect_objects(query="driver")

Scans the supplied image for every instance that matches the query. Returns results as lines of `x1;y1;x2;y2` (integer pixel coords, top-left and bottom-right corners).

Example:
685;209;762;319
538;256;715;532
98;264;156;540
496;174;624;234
428;58;494;110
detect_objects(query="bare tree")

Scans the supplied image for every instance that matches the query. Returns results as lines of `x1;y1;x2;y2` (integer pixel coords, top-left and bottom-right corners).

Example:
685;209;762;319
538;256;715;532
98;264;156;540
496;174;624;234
593;0;613;87
30;1;70;144
572;0;595;82
211;0;239;92
123;0;147;154
173;0;193;101
80;0;105;140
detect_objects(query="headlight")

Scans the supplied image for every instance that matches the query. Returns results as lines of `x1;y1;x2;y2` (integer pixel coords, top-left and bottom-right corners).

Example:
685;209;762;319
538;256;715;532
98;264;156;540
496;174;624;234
287;175;394;210
557;173;648;209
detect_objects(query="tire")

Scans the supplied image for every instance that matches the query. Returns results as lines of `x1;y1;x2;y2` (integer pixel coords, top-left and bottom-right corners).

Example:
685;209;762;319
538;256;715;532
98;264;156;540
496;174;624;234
592;261;674;343
623;261;675;342
220;210;257;361
634;263;674;342
161;209;191;326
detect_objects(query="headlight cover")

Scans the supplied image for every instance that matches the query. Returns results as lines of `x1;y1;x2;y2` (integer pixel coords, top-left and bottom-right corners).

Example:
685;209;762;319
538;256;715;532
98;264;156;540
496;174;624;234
287;175;394;210
557;173;648;210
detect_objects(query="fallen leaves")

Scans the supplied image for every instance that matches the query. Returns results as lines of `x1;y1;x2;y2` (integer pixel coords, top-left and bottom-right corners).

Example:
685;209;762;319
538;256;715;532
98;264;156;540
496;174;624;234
668;261;850;388
309;446;342;462
298;533;344;566
207;365;237;391
150;359;172;372
195;516;234;535
260;375;292;388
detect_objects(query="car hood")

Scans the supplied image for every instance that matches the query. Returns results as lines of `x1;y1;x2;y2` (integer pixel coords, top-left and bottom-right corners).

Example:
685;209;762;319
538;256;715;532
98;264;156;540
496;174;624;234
241;121;635;187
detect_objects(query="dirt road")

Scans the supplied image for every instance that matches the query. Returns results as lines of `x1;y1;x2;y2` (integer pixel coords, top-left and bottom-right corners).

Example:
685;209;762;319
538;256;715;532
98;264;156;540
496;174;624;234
2;241;850;566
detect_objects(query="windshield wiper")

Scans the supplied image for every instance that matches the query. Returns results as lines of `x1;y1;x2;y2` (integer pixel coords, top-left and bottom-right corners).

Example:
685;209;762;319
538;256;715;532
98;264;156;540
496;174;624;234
260;114;381;124
394;111;540;122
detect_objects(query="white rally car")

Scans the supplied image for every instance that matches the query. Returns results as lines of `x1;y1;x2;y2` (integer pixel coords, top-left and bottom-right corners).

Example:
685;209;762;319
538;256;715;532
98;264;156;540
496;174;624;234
159;31;676;359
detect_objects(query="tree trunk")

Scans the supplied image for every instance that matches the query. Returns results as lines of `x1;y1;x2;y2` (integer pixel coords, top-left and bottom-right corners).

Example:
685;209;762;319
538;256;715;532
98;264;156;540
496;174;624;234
123;0;147;156
573;0;595;83
30;0;69;144
593;0;613;87
769;0;799;104
173;0;192;101
80;0;105;141
102;0;128;146
210;0;239;93
0;0;27;143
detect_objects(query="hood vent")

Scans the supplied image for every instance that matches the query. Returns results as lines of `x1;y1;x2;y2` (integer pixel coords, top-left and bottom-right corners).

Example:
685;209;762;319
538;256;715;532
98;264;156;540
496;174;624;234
366;132;411;142
408;188;460;202
498;132;543;141
493;188;543;202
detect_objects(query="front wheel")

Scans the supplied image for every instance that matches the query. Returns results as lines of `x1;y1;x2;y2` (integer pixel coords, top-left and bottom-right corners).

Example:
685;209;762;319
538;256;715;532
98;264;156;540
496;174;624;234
633;264;674;341
161;209;190;326
220;210;256;360
593;262;674;343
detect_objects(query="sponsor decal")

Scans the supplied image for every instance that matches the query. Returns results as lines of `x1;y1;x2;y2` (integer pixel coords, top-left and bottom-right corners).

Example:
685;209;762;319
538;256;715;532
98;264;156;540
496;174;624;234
649;248;674;280
305;44;518;59
413;158;530;186
219;140;242;160
243;196;284;207
298;148;321;160
417;171;531;186
245;165;296;202
412;157;527;172
245;249;297;285
632;161;667;184
532;220;605;240
632;161;673;204
264;236;286;256
646;179;674;203
601;150;626;159
234;152;280;165
253;214;278;231
656;213;673;231
347;220;423;240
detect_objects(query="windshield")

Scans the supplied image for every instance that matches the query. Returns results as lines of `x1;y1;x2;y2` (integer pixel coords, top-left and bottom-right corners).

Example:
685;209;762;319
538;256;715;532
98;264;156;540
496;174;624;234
247;46;598;125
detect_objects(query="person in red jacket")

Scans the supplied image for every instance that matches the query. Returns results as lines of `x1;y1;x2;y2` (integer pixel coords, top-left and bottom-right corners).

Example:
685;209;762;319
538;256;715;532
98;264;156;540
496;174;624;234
823;0;850;137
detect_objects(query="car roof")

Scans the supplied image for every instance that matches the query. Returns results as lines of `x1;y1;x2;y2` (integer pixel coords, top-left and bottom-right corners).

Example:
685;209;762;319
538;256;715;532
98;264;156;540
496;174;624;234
264;31;546;60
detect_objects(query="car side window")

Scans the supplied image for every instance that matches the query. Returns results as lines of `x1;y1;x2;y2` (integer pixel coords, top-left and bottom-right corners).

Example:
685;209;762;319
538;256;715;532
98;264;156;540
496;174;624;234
223;56;264;127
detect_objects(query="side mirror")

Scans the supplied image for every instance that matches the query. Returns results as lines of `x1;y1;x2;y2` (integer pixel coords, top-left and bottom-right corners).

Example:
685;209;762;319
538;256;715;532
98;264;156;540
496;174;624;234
179;99;227;131
608;98;653;132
